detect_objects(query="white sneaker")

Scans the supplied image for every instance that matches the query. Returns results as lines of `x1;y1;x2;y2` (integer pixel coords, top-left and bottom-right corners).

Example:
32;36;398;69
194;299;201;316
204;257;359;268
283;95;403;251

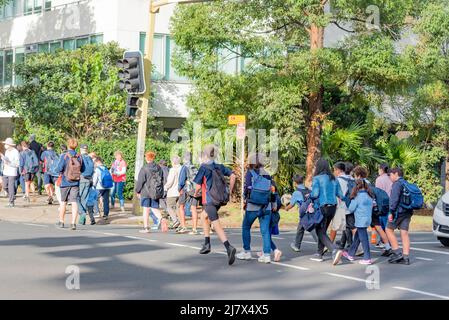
273;249;282;262
236;251;252;260
258;255;271;264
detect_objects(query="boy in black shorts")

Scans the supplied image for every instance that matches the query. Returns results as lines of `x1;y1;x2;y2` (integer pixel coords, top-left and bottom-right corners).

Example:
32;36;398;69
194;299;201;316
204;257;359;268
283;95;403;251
193;145;237;265
386;168;413;265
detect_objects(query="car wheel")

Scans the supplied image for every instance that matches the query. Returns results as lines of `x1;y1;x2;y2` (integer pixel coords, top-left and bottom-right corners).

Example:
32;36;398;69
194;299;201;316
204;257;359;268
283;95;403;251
438;237;449;247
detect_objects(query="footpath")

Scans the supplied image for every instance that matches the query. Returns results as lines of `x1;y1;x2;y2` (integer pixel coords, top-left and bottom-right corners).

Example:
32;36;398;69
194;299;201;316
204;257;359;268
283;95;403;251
0;194;142;226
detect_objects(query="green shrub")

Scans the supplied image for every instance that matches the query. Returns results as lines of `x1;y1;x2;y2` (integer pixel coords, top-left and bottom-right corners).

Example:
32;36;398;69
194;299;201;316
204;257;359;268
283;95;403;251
85;136;174;200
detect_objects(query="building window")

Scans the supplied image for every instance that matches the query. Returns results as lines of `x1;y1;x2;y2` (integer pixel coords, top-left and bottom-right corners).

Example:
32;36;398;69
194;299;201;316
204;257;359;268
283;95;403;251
0;51;3;87
90;34;103;44
4;50;13;87
45;0;51;11
166;36;188;82
49;41;61;53
3;0;16;19
14;48;25;85
38;43;49;53
76;37;89;49
140;33;166;80
63;39;76;51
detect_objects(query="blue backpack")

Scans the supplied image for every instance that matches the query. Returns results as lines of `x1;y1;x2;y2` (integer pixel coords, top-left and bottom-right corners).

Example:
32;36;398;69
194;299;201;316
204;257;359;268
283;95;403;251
300;202;324;232
401;180;423;210
23;150;39;174
99;167;114;189
248;170;272;205
370;186;390;216
46;151;60;177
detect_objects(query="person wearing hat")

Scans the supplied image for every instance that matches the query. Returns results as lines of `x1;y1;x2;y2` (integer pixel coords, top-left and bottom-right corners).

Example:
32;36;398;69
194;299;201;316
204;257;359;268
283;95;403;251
77;144;95;225
0;138;20;207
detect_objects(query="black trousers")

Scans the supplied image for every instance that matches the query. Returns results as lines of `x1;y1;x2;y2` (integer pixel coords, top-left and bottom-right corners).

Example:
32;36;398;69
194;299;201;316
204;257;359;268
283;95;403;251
316;205;337;255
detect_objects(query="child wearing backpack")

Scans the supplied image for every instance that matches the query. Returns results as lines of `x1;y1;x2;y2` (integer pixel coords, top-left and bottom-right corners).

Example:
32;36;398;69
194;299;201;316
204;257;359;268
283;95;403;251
19;141;39;203
285;174;318;252
386;167;422;265
92;157;113;220
85;186;98;225
341;179;374;265
41;141;60;205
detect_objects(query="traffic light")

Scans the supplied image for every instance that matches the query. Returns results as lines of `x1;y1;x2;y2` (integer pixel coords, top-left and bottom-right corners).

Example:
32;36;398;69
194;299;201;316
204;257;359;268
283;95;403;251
117;51;146;95
126;96;140;118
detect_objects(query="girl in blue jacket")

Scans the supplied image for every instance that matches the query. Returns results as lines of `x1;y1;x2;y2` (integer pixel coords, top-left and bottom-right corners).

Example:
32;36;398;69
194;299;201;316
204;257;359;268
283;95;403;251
343;179;374;265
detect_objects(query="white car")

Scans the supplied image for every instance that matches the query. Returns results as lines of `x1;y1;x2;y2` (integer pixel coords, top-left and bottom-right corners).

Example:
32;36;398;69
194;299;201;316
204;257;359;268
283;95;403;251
433;193;449;247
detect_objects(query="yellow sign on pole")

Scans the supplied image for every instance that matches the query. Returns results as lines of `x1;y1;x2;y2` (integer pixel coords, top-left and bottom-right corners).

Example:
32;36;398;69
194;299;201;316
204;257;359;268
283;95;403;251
228;115;246;125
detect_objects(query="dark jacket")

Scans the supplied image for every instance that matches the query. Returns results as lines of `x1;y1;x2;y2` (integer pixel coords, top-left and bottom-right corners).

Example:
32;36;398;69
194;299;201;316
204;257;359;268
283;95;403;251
29;140;43;161
135;162;163;199
389;178;412;216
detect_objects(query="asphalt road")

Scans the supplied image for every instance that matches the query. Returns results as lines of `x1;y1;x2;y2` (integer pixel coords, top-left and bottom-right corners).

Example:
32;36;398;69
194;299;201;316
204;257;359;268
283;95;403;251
1;220;449;300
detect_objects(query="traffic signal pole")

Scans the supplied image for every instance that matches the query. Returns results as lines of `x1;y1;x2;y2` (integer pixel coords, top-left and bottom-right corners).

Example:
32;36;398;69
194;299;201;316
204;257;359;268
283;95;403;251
132;0;216;215
132;0;157;215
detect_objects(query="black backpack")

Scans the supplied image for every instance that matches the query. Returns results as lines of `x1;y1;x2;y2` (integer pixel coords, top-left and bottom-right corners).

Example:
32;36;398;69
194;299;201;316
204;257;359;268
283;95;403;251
145;165;164;200
298;187;311;200
205;164;229;207
370;186;390;216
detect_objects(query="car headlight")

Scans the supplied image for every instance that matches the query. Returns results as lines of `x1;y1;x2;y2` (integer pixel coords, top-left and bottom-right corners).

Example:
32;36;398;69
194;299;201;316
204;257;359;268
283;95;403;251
436;198;443;211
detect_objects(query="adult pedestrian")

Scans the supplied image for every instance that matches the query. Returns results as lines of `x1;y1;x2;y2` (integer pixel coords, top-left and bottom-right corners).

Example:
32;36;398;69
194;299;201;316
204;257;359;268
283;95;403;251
56;138;84;230
164;155;182;229
54;144;67;207
19;141;39;203
92;157;113;221
41;142;60;205
136;151;165;233
0;138;20;207
236;153;278;264
111;151;127;212
78;144;94;224
29;134;44;195
192;145;237;265
310;158;344;265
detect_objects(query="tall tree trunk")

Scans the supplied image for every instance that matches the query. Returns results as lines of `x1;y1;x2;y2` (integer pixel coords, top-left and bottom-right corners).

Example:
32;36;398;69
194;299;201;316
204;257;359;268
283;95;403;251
305;23;325;187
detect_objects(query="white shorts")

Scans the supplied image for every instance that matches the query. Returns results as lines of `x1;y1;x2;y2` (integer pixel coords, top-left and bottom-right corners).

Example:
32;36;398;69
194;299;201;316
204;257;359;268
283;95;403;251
330;207;347;231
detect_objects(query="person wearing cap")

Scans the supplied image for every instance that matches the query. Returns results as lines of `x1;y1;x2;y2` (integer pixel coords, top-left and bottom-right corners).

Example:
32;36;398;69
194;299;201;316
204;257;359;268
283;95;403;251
0;138;20;207
77;144;95;225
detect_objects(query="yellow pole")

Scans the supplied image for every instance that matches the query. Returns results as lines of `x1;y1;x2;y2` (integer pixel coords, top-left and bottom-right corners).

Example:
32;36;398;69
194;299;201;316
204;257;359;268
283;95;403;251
132;0;157;215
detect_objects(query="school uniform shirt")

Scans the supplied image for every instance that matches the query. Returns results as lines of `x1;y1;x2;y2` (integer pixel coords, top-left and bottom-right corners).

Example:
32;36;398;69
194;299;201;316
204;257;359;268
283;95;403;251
193;161;233;206
348;190;373;228
164;164;182;198
290;184;307;207
56;150;85;188
336;175;352;213
2;148;20;177
389;177;413;216
111;159;127;183
375;173;393;197
41;149;58;175
93;165;109;190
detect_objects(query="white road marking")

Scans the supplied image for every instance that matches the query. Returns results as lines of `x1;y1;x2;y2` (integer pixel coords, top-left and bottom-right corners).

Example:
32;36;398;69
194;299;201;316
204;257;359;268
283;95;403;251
416;257;433;261
272;262;310;271
323;272;371;284
393;287;449;300
409;242;441;245
23;223;48;228
409;246;449;256
102;232;119;236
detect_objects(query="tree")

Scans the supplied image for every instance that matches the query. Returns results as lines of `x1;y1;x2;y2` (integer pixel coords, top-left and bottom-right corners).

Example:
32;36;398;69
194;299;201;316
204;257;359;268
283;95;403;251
0;43;135;141
170;0;421;185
